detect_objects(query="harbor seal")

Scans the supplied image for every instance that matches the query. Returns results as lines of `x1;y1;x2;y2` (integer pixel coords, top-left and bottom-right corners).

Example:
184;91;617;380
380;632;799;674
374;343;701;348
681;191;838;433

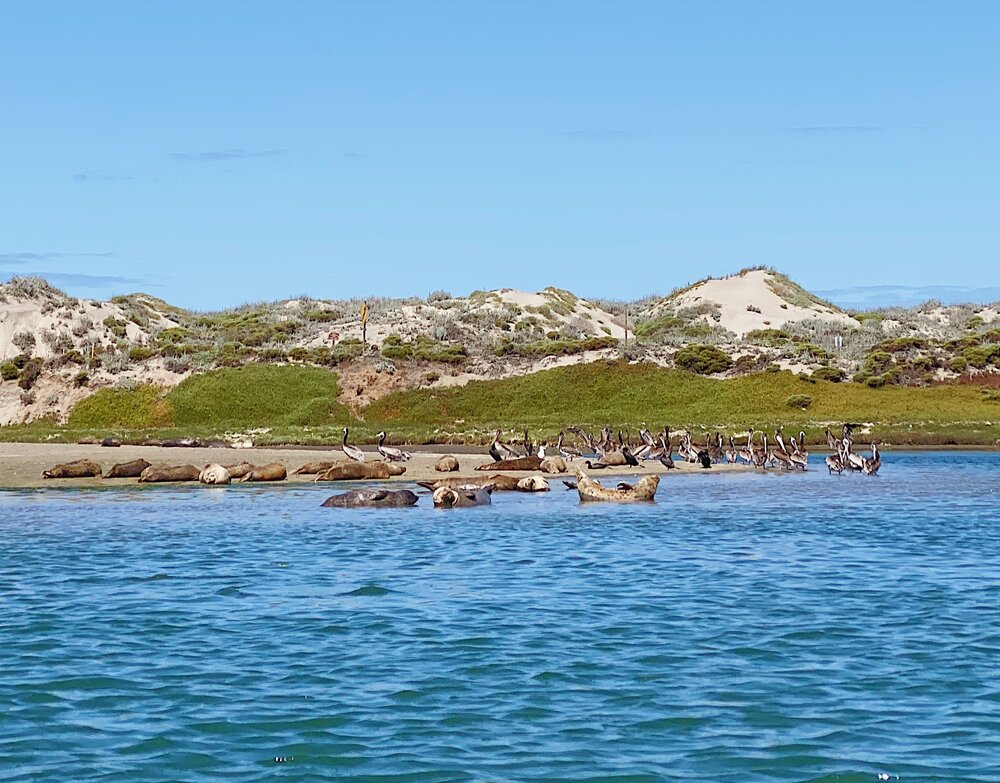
315;461;406;481
42;459;103;479
476;456;543;472
418;474;521;492
199;464;232;484
223;462;255;479
539;456;567;474
138;464;201;483
434;455;460;472
517;475;550;492
103;458;152;479
240;463;287;482
321;489;419;508
575;470;659;502
432;484;493;507
293;460;337;475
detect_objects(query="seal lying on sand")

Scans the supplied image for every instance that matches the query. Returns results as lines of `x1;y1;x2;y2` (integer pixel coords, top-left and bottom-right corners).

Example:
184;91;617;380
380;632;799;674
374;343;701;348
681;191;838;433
432;484;493;507
240;463;287;482
575;470;659;502
138;464;200;483
434;455;460;472
315;461;406;481
223;462;254;479
539;456;568;474
475;456;543;472
103;459;152;478
321;489;419;508
42;459;103;479
293;460;337;475
199;464;232;484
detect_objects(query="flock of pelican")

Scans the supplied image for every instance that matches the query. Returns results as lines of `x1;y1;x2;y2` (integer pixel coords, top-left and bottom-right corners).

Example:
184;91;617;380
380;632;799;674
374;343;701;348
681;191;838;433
340;424;881;476
488;424;881;476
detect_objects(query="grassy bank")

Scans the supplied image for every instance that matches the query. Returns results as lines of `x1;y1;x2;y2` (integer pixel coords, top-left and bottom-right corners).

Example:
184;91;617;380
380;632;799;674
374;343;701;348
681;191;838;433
2;362;998;446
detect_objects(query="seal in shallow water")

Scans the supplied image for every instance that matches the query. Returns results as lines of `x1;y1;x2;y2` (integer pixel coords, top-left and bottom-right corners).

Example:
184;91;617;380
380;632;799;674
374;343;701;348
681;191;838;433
321;489;419;508
575;470;659;502
432;484;493;507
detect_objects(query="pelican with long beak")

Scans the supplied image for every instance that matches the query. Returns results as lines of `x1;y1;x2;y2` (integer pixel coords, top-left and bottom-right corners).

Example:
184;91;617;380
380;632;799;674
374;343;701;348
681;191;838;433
376;431;411;462
862;443;882;475
342;427;365;463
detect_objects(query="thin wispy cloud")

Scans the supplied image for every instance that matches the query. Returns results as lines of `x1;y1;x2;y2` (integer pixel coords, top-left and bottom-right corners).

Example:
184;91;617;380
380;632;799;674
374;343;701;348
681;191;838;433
72;171;135;182
1;271;155;289
781;125;881;135
168;148;282;162
0;251;116;265
817;284;1000;309
559;129;630;139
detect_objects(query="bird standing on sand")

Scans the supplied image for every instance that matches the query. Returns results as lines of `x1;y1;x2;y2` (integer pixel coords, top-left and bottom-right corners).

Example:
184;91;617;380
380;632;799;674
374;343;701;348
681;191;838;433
376;431;411;462
342;427;365;462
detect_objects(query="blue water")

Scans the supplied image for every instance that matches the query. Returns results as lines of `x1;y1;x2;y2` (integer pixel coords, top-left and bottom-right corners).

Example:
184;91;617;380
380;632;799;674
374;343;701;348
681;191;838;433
1;452;998;782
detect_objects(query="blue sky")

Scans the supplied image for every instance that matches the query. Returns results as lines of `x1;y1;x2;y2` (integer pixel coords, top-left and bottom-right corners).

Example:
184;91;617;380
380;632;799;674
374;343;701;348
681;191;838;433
1;1;997;309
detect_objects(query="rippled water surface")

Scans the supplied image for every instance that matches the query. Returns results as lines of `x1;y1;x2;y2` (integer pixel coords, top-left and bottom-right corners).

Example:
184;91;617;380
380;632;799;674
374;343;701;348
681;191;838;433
2;451;999;782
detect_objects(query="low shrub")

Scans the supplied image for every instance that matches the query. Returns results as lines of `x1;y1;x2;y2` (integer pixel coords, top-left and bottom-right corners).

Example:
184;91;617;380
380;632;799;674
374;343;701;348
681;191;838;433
785;394;812;409
674;344;733;375
811;366;845;383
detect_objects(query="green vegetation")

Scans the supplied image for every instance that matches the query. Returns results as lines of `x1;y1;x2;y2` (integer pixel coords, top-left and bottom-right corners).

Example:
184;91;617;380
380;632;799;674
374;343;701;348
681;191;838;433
3;361;1000;446
381;334;468;364
785;394;812;410
365;362;1000;442
674;344;733;375
494;336;617;358
67;365;351;431
69;385;172;429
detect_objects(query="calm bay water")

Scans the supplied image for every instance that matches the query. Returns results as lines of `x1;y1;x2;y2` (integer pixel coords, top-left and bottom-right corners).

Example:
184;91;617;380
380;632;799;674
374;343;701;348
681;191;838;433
1;451;998;782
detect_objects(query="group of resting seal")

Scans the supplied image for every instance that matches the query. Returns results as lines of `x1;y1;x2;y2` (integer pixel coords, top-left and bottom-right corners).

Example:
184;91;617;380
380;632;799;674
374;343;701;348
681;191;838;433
41;452;659;506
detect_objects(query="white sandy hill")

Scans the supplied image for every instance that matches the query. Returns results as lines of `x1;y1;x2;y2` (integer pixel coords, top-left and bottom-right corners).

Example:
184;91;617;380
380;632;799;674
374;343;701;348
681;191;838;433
304;286;627;347
0;282;176;362
642;269;858;336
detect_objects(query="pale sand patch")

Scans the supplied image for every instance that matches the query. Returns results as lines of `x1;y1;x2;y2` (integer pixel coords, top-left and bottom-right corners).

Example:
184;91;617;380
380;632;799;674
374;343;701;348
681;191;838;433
0;442;753;490
646;269;858;337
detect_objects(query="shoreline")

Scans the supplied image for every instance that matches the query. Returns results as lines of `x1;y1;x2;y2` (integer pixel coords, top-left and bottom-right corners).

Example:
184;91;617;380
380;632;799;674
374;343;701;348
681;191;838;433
0;442;753;490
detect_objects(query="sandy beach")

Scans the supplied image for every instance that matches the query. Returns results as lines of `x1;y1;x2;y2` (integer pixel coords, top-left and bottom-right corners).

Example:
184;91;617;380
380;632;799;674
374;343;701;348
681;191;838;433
0;442;753;490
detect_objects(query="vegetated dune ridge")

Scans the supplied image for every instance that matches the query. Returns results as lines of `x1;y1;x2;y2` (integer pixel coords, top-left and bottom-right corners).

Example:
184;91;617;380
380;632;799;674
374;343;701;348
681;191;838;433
641;268;859;336
1;269;998;432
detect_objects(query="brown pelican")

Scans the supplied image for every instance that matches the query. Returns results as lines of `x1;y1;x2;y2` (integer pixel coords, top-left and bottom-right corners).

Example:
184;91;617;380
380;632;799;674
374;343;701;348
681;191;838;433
771;430;795;470
825;440;846;474
342;427;365;462
725;435;739;464
376;431;411;462
753;433;772;468
707;433;724;464
567;426;596;456
843;436;865;472
788;434;808;471
557;432;582;461
739;429;755;464
491;429;520;460
862;443;881;475
659;429;676;469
